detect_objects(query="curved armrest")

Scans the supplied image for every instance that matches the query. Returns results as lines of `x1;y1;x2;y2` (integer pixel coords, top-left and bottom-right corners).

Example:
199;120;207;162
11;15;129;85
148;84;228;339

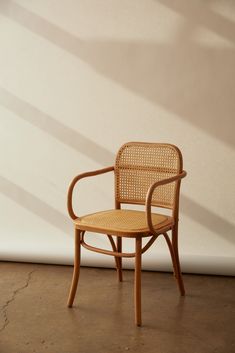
67;166;114;220
145;170;187;234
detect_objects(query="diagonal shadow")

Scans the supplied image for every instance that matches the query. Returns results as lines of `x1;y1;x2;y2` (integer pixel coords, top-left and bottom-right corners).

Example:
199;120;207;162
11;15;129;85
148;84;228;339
0;1;234;147
157;0;235;44
0;87;113;166
0;154;233;243
181;196;235;244
0;175;70;234
0;2;234;244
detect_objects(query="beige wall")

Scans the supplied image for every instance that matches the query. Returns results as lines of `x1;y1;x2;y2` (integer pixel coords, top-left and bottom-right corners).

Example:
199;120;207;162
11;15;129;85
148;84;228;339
0;0;234;274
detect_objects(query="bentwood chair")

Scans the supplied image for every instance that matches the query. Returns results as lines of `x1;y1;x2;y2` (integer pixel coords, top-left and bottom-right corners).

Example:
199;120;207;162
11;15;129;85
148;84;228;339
67;142;186;326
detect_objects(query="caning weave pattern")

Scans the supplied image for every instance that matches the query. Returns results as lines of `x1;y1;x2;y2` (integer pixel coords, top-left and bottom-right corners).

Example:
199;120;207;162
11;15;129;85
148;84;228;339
115;142;182;209
76;209;172;235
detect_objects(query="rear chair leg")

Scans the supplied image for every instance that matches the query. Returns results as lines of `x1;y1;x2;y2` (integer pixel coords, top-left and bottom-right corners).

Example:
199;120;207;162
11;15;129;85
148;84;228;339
163;230;185;296
67;228;81;307
117;236;123;282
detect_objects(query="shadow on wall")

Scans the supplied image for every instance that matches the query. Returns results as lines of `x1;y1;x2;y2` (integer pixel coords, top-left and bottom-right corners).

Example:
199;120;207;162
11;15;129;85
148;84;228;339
157;0;235;44
0;1;234;244
0;87;113;166
0;175;71;234
180;197;235;245
0;172;234;244
0;1;235;146
0;87;234;244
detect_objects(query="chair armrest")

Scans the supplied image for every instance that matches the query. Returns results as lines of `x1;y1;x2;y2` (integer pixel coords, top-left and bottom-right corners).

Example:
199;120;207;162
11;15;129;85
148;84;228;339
67;166;114;220
145;170;187;234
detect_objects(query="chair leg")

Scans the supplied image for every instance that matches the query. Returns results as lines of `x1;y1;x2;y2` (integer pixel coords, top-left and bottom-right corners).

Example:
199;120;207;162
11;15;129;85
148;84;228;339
134;237;142;326
117;236;123;282
172;226;185;296
67;228;81;307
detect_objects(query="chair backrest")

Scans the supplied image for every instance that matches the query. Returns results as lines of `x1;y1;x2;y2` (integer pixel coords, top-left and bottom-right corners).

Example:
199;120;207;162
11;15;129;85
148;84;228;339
115;142;183;209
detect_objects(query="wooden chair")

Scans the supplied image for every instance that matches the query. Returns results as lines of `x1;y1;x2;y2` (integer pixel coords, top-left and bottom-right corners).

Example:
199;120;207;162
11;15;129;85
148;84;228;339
67;142;186;326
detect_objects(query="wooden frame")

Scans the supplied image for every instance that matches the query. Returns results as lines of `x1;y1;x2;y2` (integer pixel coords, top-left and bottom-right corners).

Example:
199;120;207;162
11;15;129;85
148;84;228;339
66;142;186;326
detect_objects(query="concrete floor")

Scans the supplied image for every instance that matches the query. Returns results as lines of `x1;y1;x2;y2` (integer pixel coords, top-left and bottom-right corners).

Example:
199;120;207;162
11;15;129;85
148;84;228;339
0;262;234;353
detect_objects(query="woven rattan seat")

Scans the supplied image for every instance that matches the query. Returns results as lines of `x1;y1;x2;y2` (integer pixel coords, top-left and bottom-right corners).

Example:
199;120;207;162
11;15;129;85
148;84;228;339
75;209;173;236
66;142;186;326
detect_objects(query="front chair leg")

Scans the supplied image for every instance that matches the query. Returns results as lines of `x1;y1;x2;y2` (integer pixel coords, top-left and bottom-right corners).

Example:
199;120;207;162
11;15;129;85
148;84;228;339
135;237;142;326
172;226;185;296
67;228;81;307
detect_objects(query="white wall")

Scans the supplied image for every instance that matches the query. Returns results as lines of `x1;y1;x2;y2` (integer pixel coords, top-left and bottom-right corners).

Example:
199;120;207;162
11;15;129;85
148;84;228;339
0;0;234;275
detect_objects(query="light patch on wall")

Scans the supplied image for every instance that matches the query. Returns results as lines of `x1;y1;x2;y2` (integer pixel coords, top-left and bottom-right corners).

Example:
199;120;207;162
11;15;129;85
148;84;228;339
210;0;235;23
13;0;185;42
193;26;235;48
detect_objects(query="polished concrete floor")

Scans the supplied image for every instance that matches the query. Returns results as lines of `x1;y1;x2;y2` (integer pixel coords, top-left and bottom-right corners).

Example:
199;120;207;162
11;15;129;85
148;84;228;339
0;262;234;353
